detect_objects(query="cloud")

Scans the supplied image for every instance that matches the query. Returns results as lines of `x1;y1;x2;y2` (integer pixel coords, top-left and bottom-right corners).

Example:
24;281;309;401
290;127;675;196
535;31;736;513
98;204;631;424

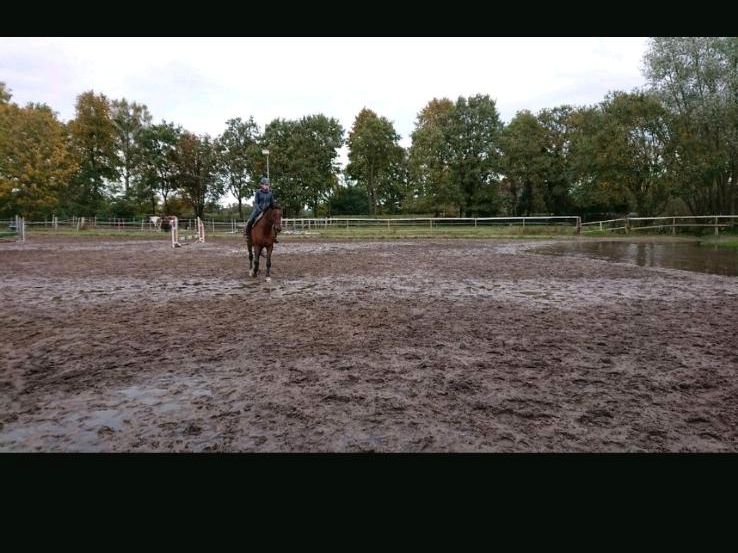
1;36;649;184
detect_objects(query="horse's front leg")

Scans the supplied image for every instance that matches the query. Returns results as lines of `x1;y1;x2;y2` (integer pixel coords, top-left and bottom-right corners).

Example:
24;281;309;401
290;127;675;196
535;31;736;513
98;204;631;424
266;245;273;279
247;240;254;272
251;245;262;277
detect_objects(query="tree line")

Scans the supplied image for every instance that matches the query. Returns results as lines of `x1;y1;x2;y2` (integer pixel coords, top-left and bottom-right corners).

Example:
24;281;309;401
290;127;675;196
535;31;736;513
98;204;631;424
1;37;737;220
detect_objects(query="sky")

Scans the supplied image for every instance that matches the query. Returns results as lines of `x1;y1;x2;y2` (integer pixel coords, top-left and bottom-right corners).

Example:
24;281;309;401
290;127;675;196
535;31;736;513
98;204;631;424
1;37;650;202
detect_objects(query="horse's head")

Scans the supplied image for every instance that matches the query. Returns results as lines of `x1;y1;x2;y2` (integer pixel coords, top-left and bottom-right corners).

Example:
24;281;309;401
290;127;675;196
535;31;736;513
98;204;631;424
270;205;282;232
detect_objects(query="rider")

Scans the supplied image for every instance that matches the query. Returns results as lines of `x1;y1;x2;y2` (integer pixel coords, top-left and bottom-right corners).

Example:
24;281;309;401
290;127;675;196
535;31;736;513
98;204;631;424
245;176;278;243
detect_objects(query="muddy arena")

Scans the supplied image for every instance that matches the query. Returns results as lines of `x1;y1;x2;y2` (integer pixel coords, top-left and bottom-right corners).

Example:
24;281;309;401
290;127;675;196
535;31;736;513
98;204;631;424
1;236;737;452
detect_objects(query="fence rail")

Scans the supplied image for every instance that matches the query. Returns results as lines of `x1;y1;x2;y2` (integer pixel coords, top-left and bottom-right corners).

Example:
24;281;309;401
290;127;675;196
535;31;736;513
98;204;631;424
280;216;582;232
580;215;738;235
3;215;583;235
5;214;738;240
0;216;25;241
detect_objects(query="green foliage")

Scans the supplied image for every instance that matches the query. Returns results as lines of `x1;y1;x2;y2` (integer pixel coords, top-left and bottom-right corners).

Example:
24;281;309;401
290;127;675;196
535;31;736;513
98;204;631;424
567;106;631;215
215;117;262;219
594;91;672;216
444;95;504;216
644;37;738;215
347;108;405;215
111;98;152;199
175;132;221;219
328;180;370;215
289;114;344;216
500;110;548;216
262;115;344;217
0;100;78;218
139;121;182;214
0;82;11;104
67;91;119;214
408;98;456;215
536;106;577;214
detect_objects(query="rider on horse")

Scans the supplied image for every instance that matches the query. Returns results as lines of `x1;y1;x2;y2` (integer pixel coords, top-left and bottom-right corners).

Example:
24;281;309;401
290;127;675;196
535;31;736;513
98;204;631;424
245;176;279;243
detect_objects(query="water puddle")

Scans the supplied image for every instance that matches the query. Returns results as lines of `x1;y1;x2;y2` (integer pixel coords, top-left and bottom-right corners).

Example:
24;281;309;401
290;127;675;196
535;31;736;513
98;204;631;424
536;241;738;277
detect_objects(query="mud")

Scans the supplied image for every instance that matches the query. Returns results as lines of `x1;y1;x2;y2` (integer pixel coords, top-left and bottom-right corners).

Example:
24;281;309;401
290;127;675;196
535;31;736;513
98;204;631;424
1;237;736;452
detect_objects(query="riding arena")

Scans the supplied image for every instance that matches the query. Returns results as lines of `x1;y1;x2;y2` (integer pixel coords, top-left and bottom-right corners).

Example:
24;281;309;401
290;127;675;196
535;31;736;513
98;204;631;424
1;216;736;452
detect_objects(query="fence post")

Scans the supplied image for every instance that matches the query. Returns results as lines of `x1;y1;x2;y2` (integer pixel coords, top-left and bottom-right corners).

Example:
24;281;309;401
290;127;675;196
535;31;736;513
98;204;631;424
171;216;178;248
715;215;719;236
15;216;25;242
624;217;629;234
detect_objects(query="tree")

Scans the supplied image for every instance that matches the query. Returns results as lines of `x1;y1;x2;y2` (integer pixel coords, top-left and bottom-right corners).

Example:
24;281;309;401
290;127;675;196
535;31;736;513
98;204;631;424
140;121;182;214
293;114;344;216
644;37;738;214
261;119;301;216
595;91;671;216
346;108;404;215
67;91;119;214
0;99;78;218
537;106;577;215
111;98;152;197
500;110;548;215
408;98;456;215
175;132;221;219
567;106;630;216
329;177;369;215
262;115;344;217
444;94;504;216
0;82;11;104
216;117;262;219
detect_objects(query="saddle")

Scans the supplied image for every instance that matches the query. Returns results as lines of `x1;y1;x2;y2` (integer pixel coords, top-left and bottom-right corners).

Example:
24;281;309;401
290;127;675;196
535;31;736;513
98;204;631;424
246;208;279;243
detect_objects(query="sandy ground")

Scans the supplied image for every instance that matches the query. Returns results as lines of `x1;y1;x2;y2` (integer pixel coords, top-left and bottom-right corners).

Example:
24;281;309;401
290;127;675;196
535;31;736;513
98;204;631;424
1;236;736;452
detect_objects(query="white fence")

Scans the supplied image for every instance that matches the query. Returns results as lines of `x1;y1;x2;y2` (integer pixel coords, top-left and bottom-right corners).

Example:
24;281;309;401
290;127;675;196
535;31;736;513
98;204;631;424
4;215;583;235
580;215;738;235
6;214;738;240
0;216;25;241
281;216;582;232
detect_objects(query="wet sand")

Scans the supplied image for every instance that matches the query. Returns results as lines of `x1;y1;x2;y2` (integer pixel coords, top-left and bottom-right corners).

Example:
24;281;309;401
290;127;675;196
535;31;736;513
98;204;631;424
1;236;737;451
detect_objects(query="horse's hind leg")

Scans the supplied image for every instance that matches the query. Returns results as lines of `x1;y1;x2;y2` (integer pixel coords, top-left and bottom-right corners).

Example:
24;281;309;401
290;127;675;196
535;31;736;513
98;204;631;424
251;245;261;277
266;245;273;278
247;232;254;272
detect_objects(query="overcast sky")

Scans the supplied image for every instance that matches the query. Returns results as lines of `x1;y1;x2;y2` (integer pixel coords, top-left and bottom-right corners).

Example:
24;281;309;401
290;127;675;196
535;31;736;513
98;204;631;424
2;37;649;143
2;37;650;204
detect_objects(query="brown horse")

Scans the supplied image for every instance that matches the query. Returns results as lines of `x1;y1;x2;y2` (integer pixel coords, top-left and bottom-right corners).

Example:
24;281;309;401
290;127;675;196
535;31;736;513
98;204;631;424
246;206;282;279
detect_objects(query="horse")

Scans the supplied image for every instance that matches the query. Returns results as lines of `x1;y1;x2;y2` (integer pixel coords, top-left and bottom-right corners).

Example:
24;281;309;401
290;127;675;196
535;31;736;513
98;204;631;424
246;205;282;279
